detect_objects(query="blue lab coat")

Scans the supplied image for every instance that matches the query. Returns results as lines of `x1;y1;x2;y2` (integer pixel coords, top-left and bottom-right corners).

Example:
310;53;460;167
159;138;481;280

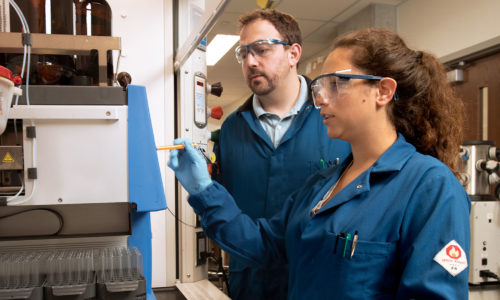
194;134;470;299
213;80;351;299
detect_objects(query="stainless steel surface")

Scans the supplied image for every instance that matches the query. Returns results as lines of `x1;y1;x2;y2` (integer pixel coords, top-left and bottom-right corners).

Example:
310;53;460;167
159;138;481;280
460;142;496;195
461;141;500;287
446;69;464;83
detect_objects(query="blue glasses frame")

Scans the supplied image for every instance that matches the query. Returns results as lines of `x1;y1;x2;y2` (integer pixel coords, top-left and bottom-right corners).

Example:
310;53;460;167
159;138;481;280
235;38;289;63
311;72;385;85
310;72;399;108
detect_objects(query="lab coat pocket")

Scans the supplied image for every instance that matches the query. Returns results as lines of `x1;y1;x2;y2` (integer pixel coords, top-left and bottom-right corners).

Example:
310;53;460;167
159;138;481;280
333;237;398;298
309;160;322;175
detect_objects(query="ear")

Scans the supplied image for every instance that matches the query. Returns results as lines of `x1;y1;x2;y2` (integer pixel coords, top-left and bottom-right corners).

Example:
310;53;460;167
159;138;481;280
376;77;397;107
288;43;302;67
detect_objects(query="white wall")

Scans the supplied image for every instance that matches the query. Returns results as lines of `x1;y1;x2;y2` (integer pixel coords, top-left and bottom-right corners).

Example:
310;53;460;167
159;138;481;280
302;0;500;80
397;0;500;60
107;0;176;288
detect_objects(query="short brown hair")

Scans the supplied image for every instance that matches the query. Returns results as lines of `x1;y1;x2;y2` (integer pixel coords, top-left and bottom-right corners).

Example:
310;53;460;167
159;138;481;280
238;9;302;46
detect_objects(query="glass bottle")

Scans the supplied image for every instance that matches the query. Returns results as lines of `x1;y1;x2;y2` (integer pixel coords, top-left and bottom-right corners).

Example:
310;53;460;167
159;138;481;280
3;0;113;86
74;0;113;86
5;0;46;84
40;0;76;85
6;0;76;85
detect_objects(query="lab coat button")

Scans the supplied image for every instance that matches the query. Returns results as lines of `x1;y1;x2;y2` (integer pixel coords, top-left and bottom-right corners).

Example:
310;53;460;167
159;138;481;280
356;184;362;189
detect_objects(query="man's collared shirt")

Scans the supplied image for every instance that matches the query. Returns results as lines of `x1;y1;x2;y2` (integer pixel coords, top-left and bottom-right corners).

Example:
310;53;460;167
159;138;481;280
252;75;308;148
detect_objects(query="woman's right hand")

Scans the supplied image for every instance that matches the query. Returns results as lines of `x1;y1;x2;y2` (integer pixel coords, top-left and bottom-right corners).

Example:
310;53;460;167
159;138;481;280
168;138;212;194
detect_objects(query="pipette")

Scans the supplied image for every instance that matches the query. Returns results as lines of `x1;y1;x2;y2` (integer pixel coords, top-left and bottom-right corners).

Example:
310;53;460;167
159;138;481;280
157;144;198;151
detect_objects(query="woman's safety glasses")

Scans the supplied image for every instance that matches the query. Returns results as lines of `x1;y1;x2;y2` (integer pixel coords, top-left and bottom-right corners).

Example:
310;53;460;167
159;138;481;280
235;39;289;64
310;72;398;108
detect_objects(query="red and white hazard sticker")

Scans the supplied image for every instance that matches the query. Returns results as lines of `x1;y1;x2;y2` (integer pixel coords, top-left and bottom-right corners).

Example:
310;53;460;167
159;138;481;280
433;240;468;276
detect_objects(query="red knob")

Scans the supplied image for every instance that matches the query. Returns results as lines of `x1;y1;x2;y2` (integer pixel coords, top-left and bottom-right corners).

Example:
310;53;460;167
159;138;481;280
210;106;223;120
13;76;22;85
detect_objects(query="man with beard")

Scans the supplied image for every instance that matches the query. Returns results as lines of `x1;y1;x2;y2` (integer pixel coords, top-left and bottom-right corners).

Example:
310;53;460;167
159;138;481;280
212;9;350;300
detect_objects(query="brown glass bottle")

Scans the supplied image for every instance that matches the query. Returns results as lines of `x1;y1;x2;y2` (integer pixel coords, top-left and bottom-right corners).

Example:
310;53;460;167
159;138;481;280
3;0;113;86
5;0;76;85
74;0;113;86
5;0;46;84
42;0;76;85
9;0;46;33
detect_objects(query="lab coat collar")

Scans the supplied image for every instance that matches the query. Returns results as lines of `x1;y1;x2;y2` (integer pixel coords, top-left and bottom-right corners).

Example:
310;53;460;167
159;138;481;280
317;133;415;179
312;134;416;216
369;134;416;173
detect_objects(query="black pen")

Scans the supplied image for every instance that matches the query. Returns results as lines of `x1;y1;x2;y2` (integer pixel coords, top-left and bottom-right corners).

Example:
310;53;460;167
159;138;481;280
350;230;358;259
334;235;339;253
335;232;344;254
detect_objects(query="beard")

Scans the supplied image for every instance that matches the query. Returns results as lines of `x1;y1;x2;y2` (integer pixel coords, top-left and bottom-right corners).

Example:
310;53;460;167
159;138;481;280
246;69;278;96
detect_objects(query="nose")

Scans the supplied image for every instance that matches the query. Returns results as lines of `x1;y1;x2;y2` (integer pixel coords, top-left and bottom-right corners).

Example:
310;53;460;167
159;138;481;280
243;50;259;66
313;92;328;108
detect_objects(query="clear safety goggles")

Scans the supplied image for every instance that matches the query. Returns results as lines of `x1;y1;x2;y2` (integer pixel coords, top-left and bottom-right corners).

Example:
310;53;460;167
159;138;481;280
235;39;289;64
310;71;398;108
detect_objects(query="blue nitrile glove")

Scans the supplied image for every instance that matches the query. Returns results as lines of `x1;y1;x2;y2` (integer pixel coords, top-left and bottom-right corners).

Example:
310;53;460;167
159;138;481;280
168;138;212;194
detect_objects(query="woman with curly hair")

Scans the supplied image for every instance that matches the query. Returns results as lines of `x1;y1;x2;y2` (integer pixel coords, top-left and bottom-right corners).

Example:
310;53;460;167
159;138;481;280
169;28;470;299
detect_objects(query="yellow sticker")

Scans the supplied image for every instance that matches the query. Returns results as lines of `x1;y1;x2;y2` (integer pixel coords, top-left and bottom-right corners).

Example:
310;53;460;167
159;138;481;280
2;152;14;163
210;152;216;163
256;0;275;9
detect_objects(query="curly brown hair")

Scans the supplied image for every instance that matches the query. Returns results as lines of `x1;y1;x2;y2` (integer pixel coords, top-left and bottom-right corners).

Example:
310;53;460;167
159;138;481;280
237;9;302;46
332;28;464;173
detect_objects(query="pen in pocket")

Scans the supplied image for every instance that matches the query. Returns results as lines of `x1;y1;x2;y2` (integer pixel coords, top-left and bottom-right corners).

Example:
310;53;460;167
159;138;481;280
343;233;352;258
350;230;358;259
335;231;358;259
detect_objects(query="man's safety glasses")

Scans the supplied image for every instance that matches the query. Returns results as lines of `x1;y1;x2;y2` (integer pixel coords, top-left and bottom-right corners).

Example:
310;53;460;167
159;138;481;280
310;72;399;108
235;39;288;64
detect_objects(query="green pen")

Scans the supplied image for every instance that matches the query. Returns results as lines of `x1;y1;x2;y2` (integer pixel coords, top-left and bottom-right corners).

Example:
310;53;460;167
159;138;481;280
320;158;326;169
343;233;352;258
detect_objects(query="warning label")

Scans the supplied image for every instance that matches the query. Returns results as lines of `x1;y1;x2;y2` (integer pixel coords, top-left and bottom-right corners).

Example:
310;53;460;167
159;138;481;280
2;152;14;163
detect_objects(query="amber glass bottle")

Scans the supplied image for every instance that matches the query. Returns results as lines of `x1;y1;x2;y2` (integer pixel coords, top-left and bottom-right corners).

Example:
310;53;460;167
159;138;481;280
3;0;113;86
6;0;46;84
74;0;113;85
6;0;76;85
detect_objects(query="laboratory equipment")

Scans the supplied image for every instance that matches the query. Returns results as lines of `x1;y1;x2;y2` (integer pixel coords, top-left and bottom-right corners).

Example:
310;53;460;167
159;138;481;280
0;251;45;300
459;141;500;286
94;247;146;300
2;0;114;86
176;26;226;299
176;45;215;286
0;65;22;135
44;249;95;300
73;0;113;86
0;247;146;300
0;19;166;299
